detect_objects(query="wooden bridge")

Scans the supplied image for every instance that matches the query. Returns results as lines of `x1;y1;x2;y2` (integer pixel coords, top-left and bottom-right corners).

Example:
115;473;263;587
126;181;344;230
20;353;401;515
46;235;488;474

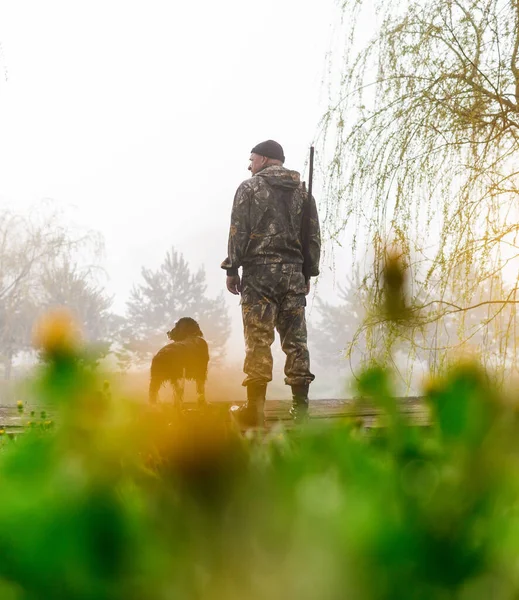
0;397;430;434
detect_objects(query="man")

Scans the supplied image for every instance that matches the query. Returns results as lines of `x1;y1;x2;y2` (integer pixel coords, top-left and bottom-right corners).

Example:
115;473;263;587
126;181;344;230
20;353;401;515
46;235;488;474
221;140;321;426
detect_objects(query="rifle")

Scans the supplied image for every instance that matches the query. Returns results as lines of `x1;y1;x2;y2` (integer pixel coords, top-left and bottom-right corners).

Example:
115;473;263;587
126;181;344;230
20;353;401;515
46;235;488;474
302;146;314;282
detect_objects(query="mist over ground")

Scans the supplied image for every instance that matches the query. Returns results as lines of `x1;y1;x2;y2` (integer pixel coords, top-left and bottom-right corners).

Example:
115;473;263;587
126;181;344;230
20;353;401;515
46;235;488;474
1;1;377;399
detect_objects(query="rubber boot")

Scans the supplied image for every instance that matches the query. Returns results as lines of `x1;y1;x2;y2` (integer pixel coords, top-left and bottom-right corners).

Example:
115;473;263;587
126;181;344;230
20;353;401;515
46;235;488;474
289;384;309;423
230;383;267;428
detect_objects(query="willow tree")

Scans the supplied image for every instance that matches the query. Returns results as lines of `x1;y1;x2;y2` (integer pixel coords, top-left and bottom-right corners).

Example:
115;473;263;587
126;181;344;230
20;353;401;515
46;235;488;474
320;0;519;377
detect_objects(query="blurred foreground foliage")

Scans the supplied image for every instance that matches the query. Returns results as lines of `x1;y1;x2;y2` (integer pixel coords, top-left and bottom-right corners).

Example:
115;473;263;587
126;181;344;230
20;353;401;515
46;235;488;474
1;335;519;599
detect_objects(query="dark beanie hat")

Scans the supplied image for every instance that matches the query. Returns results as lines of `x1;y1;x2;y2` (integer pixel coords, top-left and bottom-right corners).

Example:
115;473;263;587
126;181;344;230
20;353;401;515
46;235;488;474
251;140;285;163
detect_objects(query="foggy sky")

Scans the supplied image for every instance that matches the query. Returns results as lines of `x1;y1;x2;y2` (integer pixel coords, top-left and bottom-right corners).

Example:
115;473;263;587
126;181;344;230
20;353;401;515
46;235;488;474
0;0;360;368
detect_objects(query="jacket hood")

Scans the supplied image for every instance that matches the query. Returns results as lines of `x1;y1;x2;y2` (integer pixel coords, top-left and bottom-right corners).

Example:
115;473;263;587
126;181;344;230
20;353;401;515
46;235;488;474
255;165;301;190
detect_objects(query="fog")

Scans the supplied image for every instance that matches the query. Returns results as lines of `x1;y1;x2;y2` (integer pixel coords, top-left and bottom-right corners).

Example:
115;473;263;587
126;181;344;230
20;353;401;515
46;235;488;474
0;1;372;398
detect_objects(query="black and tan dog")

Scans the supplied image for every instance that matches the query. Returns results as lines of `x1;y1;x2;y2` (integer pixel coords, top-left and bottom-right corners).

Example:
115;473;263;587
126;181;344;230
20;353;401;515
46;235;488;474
149;317;209;407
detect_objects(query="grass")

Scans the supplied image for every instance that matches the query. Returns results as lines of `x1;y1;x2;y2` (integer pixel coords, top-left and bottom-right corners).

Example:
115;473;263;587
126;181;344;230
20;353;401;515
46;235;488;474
1;330;519;599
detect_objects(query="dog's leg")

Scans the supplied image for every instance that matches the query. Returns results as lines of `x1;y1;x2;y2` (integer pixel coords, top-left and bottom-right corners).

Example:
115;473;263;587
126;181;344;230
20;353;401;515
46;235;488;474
196;378;207;408
149;377;161;404
172;379;184;408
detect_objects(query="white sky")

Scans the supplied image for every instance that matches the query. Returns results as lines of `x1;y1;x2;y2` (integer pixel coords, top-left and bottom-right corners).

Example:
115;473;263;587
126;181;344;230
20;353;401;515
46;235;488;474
0;0;356;366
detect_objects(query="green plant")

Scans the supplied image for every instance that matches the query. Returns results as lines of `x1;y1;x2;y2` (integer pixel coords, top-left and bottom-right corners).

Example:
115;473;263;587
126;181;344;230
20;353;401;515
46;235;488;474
1;310;519;599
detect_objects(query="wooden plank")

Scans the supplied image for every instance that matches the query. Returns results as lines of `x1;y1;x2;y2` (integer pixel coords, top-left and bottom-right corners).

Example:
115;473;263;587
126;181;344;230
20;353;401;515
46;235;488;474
0;397;430;432
0;406;55;433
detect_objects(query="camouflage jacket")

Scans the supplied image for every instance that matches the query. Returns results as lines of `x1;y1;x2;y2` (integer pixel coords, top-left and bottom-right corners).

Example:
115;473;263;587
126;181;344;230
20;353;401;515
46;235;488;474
221;165;321;278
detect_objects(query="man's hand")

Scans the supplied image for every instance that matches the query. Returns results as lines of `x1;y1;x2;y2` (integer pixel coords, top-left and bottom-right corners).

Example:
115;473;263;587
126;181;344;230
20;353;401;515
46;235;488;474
305;280;311;295
226;275;242;295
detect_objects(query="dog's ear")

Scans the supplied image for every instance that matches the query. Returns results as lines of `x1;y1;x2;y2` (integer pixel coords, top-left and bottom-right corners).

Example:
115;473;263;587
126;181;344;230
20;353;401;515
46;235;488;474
186;319;203;338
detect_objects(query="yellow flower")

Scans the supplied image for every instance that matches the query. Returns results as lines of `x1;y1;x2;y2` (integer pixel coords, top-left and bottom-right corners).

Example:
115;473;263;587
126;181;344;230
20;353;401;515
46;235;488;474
422;373;441;397
32;307;82;355
0;429;5;436
16;400;23;408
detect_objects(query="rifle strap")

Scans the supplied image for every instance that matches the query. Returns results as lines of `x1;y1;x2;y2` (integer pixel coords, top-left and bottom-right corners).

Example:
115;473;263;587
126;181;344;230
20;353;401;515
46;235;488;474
301;182;311;282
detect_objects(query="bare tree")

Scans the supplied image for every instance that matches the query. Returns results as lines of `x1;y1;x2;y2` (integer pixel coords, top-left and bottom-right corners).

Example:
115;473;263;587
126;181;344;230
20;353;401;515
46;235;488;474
39;259;117;358
0;209;102;377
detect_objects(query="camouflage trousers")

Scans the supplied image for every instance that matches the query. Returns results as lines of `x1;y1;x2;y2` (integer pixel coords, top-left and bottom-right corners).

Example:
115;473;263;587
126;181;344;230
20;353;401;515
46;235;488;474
240;264;315;387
